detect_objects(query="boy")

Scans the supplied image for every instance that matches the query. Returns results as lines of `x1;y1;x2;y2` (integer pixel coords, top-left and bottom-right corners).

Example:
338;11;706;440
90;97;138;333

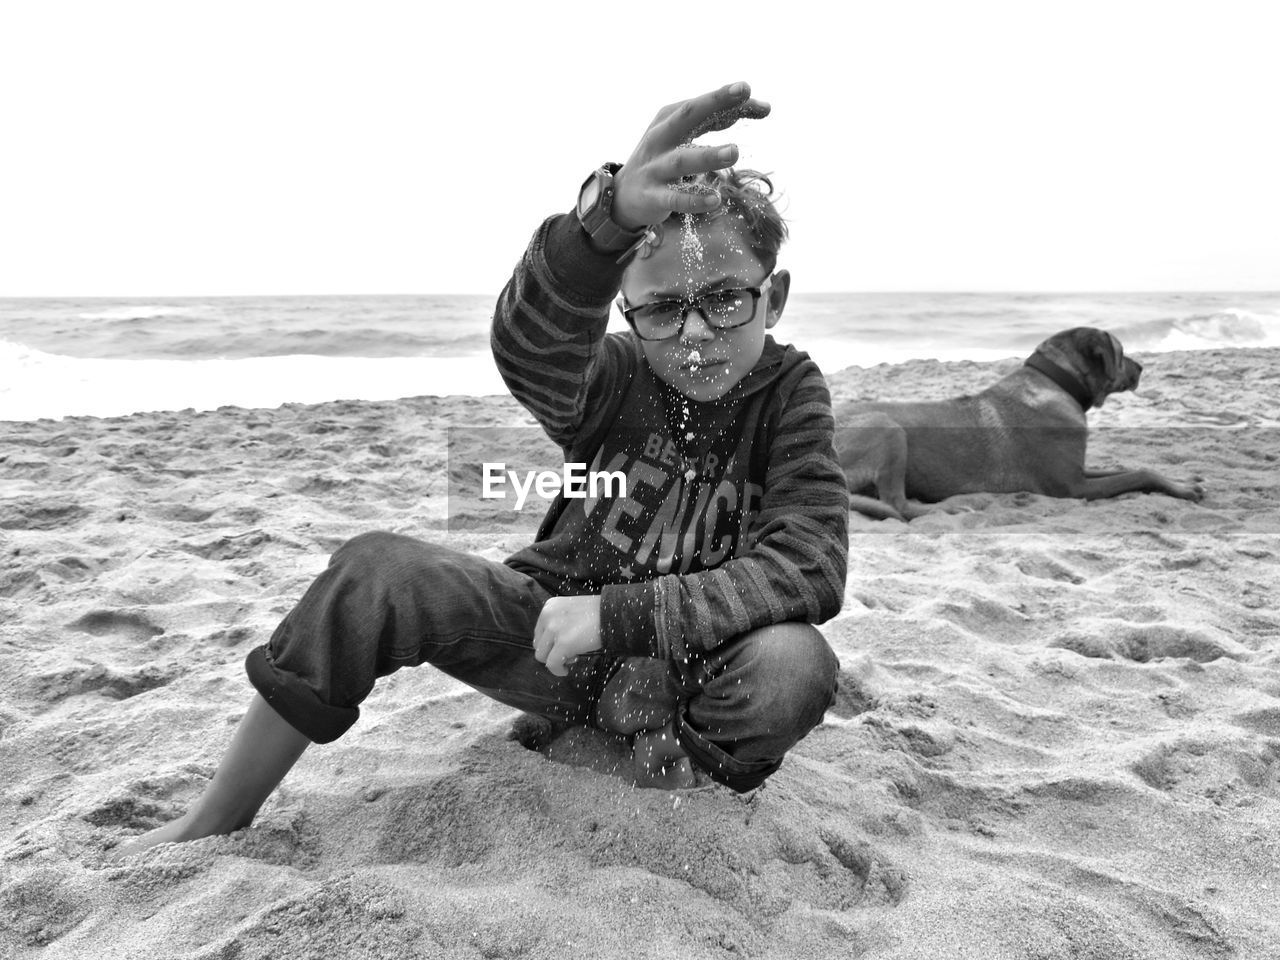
117;82;848;858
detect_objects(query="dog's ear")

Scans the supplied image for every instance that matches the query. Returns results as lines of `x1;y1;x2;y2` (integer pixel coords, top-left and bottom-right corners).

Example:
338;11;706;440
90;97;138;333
1088;330;1121;383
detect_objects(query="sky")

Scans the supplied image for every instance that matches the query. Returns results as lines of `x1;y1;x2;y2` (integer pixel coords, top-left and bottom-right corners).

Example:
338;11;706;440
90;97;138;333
1;0;1277;296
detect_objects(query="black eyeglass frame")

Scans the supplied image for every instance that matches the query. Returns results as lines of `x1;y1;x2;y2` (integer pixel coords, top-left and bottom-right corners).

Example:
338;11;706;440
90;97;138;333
618;283;770;343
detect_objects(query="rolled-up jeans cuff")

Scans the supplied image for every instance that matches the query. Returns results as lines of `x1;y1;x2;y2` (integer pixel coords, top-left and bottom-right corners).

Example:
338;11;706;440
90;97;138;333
245;645;359;744
676;709;782;793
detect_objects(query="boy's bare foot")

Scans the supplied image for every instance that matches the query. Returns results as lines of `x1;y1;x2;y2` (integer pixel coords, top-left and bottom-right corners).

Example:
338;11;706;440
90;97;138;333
110;810;233;861
109;695;310;862
633;723;697;789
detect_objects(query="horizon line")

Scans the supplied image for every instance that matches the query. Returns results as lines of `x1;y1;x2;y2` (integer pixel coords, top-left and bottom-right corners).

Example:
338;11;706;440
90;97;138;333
2;289;1279;300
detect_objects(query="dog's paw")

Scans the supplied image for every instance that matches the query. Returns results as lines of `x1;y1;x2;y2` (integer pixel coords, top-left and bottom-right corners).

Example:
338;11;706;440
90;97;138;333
1177;481;1206;502
847;494;906;522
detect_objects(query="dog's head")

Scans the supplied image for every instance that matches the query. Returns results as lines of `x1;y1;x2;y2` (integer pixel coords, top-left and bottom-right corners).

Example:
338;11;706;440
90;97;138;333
1031;327;1141;408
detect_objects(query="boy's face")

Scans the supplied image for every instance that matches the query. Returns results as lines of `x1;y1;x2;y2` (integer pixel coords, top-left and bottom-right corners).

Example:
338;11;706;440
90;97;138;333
620;213;789;403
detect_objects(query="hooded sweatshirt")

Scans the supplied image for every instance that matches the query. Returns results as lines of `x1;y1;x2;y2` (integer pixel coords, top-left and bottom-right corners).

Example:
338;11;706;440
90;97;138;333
492;213;848;664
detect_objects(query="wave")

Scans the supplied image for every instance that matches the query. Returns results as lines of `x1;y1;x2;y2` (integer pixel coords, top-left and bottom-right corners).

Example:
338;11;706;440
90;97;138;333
0;340;508;422
793;306;1280;373
4;296;499;361
4;301;1279;420
74;305;205;322
129;328;492;361
1171;311;1280;345
1111;310;1280;353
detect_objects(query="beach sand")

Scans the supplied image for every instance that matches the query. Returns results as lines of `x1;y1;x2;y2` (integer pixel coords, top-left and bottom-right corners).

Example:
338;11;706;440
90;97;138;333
2;347;1278;959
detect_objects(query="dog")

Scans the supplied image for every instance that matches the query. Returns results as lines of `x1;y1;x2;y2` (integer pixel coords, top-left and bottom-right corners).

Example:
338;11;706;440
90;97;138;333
834;327;1205;521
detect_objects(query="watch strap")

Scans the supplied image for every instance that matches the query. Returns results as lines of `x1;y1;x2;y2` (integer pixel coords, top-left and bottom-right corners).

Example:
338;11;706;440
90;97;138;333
578;163;649;255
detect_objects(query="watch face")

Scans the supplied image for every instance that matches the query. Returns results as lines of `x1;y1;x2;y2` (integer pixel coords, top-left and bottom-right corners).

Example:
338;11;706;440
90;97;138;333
577;174;603;218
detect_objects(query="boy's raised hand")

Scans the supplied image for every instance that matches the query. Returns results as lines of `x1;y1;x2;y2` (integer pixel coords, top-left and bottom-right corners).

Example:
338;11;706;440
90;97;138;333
610;82;770;231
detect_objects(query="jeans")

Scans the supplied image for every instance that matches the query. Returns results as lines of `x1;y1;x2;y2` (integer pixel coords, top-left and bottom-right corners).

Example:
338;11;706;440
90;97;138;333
245;531;839;792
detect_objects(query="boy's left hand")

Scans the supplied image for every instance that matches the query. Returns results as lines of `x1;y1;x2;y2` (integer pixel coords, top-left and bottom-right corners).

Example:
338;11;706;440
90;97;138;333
533;595;603;676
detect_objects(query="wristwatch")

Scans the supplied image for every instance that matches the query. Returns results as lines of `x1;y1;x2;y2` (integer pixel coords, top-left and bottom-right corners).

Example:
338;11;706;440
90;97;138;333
576;163;650;256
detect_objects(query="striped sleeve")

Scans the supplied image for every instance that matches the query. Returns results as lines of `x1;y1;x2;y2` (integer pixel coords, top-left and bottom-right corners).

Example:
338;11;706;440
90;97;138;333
599;364;850;660
491;213;632;449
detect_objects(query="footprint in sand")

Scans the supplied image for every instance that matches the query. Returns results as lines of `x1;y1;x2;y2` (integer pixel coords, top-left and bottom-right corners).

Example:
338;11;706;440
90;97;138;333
0;498;89;530
67;610;164;642
1130;736;1280;805
826;668;879;718
0;568;41;598
1115;625;1243;664
41;556;96;582
0;867;91;948
1051;624;1244;664
1130;745;1182;792
33;612;174;704
81;794;168;830
151;503;215;523
818;829;909;906
190;876;418;958
771;819;909;907
89;769;212;840
34;662;177;703
179;530;278;561
1229;706;1280;737
929;593;1029;631
1015;554;1085;584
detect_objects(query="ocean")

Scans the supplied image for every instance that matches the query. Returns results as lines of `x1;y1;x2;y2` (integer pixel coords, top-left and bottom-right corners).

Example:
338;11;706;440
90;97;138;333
2;292;1279;421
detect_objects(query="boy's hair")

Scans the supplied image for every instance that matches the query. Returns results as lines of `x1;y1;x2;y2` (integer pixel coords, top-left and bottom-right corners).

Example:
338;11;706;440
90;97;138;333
653;167;788;271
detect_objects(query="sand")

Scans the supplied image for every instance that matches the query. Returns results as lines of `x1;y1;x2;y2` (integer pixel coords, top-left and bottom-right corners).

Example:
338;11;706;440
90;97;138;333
2;346;1278;959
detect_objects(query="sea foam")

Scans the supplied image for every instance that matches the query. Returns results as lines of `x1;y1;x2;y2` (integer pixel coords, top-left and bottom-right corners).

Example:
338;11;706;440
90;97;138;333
4;292;1279;422
0;339;507;421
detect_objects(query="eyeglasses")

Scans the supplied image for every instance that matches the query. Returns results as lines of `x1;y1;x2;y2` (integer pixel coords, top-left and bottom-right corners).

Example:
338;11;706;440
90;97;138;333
619;279;771;342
